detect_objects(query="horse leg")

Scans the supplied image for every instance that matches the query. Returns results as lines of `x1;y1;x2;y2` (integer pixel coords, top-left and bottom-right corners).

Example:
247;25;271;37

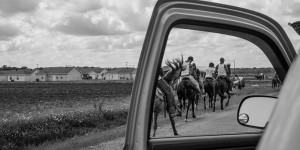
196;94;199;111
213;94;216;112
178;95;183;117
153;113;158;137
185;99;190;122
192;98;196;118
219;93;224;110
168;112;178;136
225;91;231;107
203;96;206;109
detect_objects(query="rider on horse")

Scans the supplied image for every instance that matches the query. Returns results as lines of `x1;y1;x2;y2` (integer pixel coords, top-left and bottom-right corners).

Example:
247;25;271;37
205;62;215;80
215;57;234;95
179;56;205;97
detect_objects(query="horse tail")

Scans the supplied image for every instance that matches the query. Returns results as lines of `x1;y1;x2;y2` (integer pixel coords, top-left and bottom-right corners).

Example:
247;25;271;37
184;85;187;100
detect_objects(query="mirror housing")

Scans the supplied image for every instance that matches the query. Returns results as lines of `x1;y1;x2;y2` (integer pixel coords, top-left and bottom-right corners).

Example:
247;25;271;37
237;95;277;129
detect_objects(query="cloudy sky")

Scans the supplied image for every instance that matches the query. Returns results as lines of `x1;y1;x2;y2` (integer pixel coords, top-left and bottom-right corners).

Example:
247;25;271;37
0;0;299;69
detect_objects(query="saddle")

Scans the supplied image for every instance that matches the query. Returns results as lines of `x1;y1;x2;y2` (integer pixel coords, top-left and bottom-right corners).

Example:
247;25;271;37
216;76;226;80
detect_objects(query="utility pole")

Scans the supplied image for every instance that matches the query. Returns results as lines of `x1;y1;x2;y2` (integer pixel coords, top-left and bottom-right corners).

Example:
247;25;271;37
228;59;235;74
125;62;128;68
36;64;38;69
233;60;235;74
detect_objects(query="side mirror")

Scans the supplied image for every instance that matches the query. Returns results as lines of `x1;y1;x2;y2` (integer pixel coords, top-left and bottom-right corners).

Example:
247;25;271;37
237;95;277;129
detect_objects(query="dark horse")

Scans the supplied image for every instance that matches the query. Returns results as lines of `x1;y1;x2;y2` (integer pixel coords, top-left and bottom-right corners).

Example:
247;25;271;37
203;78;214;109
213;64;232;112
177;78;197;122
272;75;281;89
177;64;199;122
152;57;183;137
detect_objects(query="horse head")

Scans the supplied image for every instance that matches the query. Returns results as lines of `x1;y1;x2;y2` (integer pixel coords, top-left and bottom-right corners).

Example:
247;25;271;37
163;55;183;84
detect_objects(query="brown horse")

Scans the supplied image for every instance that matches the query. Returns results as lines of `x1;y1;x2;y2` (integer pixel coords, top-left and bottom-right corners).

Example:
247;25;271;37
152;56;183;137
212;64;232;112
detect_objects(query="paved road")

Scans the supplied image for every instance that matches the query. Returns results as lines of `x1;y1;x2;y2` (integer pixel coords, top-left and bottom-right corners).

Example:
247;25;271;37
82;93;264;150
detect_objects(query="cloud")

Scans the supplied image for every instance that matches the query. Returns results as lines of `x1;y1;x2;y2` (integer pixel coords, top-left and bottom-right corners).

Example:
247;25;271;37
53;13;127;36
164;29;272;68
0;0;40;15
0;23;19;40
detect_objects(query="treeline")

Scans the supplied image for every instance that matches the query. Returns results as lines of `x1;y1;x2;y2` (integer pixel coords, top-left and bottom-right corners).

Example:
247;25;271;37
233;67;275;74
0;65;31;71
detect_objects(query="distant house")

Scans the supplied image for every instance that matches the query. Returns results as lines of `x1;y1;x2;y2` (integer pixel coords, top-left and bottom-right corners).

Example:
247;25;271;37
0;69;38;82
77;67;107;79
105;68;121;80
35;67;82;81
0;71;8;81
95;68;107;79
105;68;136;80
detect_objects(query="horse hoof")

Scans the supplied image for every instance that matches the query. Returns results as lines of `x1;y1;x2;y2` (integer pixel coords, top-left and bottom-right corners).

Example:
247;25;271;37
193;116;196;118
174;133;179;136
185;119;188;122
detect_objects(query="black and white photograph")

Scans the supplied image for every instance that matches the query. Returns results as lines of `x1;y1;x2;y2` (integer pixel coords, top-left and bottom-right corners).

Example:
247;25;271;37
0;0;300;150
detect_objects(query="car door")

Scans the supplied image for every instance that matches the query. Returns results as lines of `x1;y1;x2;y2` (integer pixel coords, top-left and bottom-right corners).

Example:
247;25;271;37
124;0;296;150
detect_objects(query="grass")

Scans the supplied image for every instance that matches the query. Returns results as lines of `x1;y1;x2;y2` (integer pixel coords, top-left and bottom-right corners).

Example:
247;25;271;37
0;105;128;150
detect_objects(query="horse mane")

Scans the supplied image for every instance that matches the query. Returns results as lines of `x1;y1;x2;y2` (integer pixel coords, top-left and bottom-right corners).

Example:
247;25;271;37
163;56;183;82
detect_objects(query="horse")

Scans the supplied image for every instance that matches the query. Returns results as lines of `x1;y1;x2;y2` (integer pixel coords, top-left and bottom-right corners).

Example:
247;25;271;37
255;73;264;81
212;64;232;112
152;56;183;137
272;75;281;89
177;78;197;122
203;78;214;109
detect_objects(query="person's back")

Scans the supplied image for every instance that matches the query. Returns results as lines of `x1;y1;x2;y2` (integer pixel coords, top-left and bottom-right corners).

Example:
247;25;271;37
205;62;215;79
217;63;227;76
181;61;190;76
215;57;234;94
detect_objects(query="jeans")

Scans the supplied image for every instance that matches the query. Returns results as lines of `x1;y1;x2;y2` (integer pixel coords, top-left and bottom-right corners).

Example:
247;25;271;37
157;79;176;115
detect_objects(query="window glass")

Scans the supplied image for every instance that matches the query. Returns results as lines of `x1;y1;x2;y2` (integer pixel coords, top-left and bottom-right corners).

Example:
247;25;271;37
151;28;280;137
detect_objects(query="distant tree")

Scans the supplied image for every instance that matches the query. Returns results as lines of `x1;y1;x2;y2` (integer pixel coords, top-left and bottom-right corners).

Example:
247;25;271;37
2;65;7;69
21;66;28;69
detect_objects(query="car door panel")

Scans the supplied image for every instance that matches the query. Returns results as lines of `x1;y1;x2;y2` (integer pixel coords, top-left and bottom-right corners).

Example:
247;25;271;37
149;134;260;150
124;0;296;150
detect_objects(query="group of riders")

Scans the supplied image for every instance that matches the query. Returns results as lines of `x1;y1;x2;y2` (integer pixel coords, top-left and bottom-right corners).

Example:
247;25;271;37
180;56;234;98
153;56;236;136
156;56;235;117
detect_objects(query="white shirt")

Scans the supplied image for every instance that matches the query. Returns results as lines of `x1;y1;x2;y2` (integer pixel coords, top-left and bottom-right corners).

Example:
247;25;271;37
205;67;215;78
181;61;190;76
218;64;227;76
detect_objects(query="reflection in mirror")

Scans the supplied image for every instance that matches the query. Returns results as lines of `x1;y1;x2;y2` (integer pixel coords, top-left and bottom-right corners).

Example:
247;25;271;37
238;96;277;129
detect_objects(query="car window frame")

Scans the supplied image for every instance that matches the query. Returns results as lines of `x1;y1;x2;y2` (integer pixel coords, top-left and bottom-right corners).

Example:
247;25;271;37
124;0;296;150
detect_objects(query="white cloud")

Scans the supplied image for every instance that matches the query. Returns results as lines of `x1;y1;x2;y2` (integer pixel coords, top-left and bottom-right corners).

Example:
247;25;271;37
0;0;299;69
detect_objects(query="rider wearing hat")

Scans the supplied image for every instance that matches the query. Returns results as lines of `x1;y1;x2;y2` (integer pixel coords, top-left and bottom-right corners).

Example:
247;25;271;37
180;56;205;97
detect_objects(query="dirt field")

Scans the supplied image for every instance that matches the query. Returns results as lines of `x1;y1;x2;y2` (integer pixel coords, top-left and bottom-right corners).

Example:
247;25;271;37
0;82;133;121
